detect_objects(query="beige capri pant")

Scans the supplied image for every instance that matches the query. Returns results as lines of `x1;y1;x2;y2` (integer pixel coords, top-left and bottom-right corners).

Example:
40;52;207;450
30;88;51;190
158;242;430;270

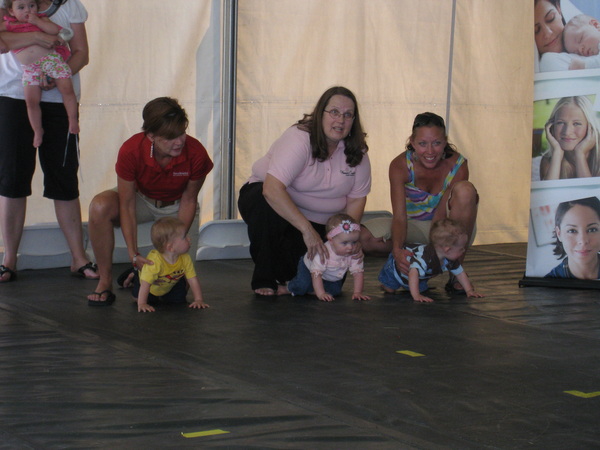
114;189;200;260
362;215;476;246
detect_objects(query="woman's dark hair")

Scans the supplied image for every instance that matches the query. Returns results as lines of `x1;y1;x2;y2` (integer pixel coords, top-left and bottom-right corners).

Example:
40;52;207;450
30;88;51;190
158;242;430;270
296;86;368;167
552;196;600;258
142;97;189;139
534;0;565;25
405;112;456;158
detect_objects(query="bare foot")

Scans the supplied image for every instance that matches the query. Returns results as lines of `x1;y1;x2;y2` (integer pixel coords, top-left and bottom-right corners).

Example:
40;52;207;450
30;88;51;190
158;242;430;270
88;280;113;301
254;287;275;296
87;290;113;302
87;289;116;306
0;265;17;283
81;267;100;279
380;284;396;294
71;262;100;280
276;284;290;295
122;272;135;288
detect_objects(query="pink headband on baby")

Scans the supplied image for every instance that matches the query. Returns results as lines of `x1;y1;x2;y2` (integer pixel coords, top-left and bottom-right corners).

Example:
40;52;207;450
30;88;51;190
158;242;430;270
327;219;361;240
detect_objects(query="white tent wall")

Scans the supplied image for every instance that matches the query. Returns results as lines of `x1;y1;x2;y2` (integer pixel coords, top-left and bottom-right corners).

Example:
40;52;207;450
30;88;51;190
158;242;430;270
2;0;533;256
236;0;533;245
22;0;221;229
450;0;533;243
235;0;455;214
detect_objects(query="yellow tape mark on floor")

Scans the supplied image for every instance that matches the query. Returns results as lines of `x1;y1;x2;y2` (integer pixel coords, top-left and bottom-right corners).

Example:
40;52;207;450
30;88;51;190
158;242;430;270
564;390;600;398
396;350;425;357
181;429;230;438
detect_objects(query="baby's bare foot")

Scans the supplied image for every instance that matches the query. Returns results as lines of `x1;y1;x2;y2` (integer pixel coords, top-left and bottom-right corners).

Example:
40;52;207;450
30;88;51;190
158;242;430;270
380;284;396;294
276;285;290;296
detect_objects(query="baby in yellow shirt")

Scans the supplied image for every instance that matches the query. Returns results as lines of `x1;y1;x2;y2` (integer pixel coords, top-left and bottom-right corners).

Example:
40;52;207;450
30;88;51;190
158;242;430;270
133;217;209;313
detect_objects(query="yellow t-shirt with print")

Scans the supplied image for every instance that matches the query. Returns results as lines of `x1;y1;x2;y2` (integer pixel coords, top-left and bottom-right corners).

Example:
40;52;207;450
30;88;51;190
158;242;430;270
139;249;197;297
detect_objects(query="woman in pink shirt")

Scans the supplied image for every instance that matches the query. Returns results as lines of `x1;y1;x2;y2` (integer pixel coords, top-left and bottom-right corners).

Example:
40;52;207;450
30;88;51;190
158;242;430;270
238;86;371;296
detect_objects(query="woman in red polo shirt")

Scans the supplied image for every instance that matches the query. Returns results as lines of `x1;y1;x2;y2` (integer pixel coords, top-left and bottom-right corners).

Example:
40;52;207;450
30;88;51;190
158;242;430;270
86;97;213;306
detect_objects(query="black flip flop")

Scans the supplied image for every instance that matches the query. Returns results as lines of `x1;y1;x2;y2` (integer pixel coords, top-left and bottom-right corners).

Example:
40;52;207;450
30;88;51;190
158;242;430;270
445;275;467;295
88;290;116;307
72;262;98;279
117;267;137;288
0;265;17;282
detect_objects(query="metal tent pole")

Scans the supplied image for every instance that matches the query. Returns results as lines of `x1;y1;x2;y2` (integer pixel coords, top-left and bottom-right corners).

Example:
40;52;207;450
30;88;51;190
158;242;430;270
220;0;238;219
445;0;457;133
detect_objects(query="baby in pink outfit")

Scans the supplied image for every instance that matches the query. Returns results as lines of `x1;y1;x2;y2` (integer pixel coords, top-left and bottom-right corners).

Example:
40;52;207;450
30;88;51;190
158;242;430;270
0;0;78;147
279;213;370;302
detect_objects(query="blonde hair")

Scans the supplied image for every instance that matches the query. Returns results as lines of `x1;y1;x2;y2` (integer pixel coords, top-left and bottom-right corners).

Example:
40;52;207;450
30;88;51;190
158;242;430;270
150;217;185;253
429;218;467;248
544;96;600;179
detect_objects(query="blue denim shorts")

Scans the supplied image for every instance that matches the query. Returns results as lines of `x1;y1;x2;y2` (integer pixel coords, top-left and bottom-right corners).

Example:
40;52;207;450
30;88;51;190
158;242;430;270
378;253;429;293
287;257;344;297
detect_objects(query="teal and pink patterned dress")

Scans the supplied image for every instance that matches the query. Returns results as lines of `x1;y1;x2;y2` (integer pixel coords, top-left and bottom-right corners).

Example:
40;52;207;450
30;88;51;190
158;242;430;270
404;152;465;221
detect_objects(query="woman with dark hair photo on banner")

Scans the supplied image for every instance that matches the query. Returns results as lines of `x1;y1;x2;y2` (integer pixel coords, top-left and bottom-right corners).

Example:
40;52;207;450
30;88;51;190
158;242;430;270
546;196;600;279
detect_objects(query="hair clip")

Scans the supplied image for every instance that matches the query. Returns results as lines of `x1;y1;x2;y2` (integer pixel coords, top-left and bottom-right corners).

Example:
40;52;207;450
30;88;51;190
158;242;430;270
327;220;360;239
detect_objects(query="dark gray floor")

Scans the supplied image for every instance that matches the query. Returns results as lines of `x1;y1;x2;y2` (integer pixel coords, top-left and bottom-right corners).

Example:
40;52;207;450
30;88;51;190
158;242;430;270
1;243;600;449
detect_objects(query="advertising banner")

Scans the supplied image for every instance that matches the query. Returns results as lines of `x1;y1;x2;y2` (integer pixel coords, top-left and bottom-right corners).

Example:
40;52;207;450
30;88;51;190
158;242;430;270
523;0;600;287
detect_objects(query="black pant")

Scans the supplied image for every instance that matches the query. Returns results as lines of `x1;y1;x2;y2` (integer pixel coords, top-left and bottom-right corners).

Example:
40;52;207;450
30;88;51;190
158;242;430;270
0;97;79;200
238;182;326;291
132;272;188;304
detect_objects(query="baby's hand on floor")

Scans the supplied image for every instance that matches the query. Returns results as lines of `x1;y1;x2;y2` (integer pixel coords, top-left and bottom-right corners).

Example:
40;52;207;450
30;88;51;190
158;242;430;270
317;292;335;302
466;290;484;298
413;294;433;303
189;300;210;309
138;303;155;313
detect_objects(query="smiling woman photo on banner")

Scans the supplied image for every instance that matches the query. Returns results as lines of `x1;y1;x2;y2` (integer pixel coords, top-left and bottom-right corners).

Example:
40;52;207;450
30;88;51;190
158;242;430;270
545;196;600;279
540;96;600;180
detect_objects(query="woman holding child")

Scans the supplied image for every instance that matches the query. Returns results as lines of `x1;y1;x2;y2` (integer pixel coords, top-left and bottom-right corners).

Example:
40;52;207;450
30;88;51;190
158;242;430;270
86;97;213;306
238;86;371;296
0;0;95;283
361;112;478;294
